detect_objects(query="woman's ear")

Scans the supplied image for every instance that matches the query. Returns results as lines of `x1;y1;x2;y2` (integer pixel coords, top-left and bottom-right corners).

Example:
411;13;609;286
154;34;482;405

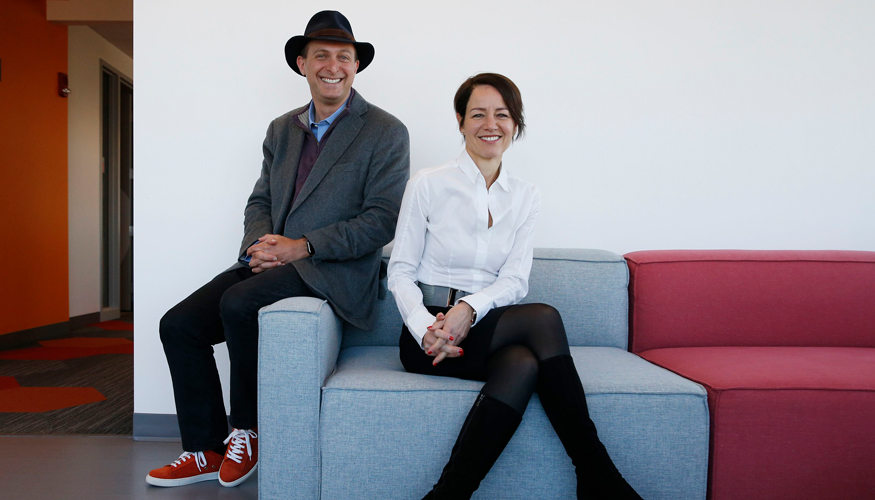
456;113;463;131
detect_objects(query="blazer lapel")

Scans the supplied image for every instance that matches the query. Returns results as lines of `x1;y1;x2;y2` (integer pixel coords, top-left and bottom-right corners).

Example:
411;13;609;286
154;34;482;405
274;110;308;233
288;96;366;215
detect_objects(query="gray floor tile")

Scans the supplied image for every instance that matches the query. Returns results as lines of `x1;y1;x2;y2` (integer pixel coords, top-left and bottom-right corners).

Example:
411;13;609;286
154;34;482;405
0;436;258;500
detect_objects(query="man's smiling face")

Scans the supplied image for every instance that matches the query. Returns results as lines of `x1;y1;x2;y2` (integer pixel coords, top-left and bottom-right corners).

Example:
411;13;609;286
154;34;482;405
297;40;359;117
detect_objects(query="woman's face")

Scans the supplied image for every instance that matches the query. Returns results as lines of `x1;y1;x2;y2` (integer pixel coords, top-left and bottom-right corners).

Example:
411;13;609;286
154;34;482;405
457;85;516;165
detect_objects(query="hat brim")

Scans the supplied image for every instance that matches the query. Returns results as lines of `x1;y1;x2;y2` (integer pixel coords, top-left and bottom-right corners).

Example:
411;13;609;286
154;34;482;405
285;35;375;75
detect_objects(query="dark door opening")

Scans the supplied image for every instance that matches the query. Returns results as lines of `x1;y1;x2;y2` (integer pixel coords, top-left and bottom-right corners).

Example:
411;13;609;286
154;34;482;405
101;66;134;316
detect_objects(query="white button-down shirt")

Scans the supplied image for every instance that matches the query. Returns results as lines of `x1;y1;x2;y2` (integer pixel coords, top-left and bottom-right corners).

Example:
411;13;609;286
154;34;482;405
388;149;541;348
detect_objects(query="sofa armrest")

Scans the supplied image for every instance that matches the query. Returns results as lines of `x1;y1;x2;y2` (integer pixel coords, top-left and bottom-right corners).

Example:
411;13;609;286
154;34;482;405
257;296;342;500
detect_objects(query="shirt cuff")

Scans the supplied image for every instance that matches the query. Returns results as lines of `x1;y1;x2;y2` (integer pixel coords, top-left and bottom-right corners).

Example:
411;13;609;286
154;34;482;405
238;239;260;263
458;294;490;327
407;309;437;350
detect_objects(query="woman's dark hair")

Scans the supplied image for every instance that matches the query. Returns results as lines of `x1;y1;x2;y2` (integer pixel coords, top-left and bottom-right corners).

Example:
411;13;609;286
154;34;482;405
454;73;525;140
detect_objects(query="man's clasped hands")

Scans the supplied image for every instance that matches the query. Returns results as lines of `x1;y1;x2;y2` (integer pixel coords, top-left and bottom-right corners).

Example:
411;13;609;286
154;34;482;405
246;234;311;273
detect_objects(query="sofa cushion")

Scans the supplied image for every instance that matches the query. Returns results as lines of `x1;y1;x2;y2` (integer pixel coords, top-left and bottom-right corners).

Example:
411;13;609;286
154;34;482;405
640;346;875;500
625;250;875;351
320;345;709;500
341;248;631;349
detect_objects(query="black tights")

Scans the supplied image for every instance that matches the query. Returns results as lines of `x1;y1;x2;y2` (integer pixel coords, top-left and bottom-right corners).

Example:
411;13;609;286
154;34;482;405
480;303;570;414
427;303;643;499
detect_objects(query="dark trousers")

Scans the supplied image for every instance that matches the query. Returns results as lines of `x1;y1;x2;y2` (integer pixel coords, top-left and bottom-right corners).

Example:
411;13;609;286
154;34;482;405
159;264;316;452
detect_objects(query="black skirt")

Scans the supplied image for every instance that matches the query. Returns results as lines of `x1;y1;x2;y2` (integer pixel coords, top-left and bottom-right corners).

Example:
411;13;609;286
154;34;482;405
399;305;512;382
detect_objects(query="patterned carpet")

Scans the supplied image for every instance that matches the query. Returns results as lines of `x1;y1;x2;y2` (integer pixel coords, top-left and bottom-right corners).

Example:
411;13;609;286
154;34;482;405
0;314;133;435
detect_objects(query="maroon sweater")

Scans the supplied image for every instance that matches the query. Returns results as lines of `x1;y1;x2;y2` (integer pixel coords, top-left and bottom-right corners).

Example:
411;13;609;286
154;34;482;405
290;92;354;206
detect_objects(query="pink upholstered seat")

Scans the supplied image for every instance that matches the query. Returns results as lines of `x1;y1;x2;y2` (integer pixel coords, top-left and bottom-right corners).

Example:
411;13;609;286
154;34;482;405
626;250;875;500
640;347;875;500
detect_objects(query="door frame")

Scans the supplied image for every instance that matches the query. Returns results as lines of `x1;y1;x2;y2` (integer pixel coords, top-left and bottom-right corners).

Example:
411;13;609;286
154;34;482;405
99;62;133;321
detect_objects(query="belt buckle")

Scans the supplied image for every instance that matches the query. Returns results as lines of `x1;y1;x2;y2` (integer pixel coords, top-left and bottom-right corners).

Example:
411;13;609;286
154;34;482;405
445;287;457;307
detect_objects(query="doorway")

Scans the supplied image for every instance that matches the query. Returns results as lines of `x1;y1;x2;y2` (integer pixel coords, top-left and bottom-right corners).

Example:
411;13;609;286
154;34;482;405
101;65;133;319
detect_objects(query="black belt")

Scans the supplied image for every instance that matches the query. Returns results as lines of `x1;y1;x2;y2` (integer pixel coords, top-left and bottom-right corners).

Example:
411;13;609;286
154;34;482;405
417;283;473;308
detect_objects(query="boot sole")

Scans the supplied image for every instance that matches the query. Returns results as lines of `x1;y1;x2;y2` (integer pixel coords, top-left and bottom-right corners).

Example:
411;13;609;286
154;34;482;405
145;471;218;487
219;462;258;487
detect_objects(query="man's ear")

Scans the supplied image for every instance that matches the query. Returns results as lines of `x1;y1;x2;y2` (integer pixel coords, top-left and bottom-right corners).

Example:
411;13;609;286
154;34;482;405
296;55;306;76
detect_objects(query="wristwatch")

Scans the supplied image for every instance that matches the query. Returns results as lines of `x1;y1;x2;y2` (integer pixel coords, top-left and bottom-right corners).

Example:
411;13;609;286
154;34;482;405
306;240;315;256
470;309;477;325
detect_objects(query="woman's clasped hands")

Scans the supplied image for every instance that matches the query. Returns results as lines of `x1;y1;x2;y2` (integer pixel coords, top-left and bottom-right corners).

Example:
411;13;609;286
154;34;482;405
422;302;475;366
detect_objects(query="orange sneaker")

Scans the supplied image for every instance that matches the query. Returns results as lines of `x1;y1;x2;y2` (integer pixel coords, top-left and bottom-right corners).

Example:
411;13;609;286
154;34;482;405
219;428;258;487
145;450;222;487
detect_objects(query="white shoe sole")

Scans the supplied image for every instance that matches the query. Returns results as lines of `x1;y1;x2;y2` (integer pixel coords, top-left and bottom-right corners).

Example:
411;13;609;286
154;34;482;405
218;462;258;487
145;471;218;487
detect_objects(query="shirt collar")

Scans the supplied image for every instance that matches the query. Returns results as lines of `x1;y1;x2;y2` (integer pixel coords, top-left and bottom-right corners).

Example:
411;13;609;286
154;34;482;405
456;149;511;192
308;92;352;128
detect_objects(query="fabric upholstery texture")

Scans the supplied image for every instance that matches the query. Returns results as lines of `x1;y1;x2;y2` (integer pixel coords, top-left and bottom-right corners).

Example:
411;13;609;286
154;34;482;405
625;250;875;352
342;248;630;349
257;297;342;500
641;347;875;390
320;346;709;500
640;347;875;500
627;250;875;500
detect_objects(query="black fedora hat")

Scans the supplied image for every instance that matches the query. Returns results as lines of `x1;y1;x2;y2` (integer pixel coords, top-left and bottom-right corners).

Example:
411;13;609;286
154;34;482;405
285;11;375;75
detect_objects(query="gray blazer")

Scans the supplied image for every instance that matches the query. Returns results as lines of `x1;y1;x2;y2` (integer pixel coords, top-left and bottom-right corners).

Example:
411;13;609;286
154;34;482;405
233;91;410;329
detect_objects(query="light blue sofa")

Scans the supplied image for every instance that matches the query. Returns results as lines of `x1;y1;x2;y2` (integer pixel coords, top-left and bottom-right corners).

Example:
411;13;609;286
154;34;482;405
258;249;709;500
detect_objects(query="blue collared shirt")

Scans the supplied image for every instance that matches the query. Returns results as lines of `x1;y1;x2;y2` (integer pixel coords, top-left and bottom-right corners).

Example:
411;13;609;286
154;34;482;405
308;98;348;142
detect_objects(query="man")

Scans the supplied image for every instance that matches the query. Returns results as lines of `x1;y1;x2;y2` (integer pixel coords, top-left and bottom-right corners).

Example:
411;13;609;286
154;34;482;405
146;11;409;488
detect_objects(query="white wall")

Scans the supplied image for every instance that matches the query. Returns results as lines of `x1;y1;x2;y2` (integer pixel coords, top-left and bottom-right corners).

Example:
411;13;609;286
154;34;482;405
68;26;133;318
134;1;875;415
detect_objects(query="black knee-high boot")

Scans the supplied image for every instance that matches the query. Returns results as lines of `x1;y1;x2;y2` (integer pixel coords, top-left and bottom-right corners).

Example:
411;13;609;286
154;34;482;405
537;355;643;500
422;393;523;500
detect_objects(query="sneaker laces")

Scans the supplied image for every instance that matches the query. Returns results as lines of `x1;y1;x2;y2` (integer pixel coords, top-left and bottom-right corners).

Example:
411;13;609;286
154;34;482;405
223;429;258;464
171;451;207;471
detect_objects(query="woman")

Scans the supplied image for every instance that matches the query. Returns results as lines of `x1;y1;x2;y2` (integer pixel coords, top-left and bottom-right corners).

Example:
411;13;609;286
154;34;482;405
388;73;642;500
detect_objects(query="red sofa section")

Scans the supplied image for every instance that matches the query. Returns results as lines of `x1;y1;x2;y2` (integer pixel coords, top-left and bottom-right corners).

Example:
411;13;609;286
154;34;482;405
625;250;875;500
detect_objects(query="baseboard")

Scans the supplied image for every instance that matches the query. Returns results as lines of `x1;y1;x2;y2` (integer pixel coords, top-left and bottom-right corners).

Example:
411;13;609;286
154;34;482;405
0;321;69;350
68;312;101;330
133;413;232;442
0;311;107;351
100;307;121;322
133;413;181;441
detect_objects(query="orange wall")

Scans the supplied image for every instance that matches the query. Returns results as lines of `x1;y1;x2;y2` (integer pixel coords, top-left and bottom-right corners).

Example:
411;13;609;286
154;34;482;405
0;0;69;335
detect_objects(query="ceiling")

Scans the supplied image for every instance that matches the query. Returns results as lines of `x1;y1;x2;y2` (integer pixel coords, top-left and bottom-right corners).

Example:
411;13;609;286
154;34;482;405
88;22;133;58
47;0;133;58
